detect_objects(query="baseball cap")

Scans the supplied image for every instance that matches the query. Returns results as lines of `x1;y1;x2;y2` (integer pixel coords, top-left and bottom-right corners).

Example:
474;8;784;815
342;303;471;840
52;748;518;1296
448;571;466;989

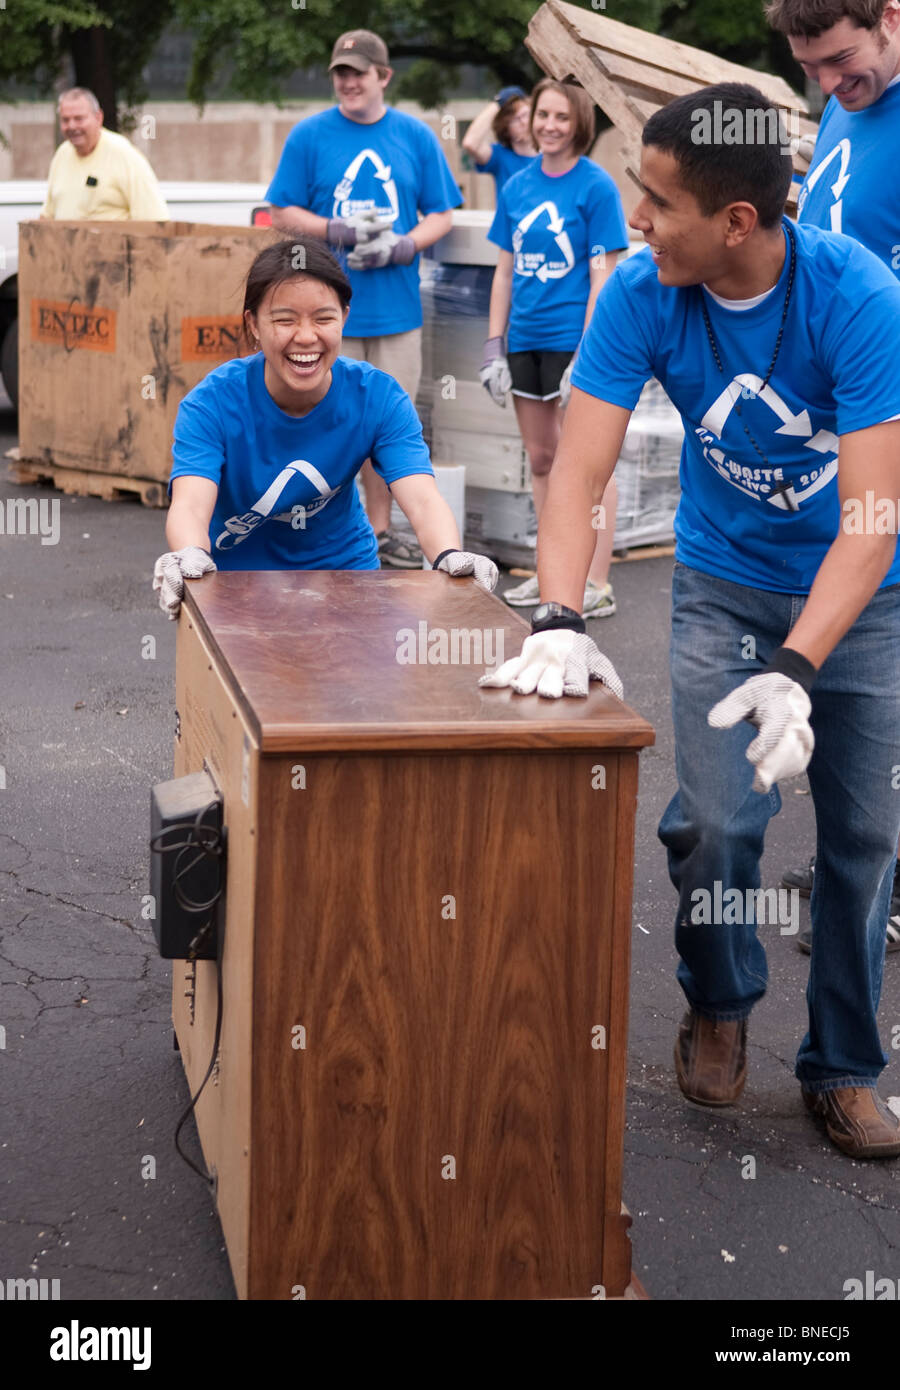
328;31;389;72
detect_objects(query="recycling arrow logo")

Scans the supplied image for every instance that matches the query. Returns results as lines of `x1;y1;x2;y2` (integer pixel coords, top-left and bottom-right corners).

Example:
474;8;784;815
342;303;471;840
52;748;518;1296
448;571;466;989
216;458;340;550
512;200;575;280
332;148;399;221
700;374;838;509
798;137;851;233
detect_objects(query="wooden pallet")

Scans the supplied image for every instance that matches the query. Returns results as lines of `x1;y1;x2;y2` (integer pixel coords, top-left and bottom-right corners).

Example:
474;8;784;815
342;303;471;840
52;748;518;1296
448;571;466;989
526;1;817;210
5;448;167;507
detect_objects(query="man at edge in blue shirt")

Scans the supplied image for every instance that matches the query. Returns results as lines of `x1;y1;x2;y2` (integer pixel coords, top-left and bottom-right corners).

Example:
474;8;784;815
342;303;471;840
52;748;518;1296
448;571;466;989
266;29;461;569
767;0;900;956
481;83;900;1160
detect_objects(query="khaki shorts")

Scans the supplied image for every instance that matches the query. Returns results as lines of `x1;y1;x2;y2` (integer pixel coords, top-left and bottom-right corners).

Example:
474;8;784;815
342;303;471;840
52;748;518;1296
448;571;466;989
341;328;422;404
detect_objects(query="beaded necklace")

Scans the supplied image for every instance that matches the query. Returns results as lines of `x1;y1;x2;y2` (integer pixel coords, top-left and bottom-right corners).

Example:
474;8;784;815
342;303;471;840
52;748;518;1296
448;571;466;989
698;222;799;511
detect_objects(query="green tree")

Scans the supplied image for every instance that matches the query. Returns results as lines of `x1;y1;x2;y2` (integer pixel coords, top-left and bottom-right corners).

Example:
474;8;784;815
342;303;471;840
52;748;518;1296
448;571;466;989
0;0;174;131
0;0;104;98
175;0;667;109
0;0;805;121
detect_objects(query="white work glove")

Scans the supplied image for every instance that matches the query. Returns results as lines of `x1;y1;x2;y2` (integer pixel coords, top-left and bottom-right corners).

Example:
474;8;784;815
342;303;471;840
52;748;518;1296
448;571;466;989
478;629;623;700
433;549;499;593
327;210;395;248
479;336;512;408
558;360;574;408
153;545;217;620
346;230;415;269
708;673;814;794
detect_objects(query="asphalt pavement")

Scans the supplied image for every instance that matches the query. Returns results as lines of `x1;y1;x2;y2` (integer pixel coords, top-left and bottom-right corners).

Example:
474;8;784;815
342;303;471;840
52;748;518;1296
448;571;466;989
1;383;898;1309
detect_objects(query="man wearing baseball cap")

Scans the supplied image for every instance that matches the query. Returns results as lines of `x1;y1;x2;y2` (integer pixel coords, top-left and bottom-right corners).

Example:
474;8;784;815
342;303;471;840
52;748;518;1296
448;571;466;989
267;30;462;568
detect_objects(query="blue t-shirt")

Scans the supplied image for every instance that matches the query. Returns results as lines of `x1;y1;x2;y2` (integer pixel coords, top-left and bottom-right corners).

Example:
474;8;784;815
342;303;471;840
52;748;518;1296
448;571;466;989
266;106;462;337
169;354;434;570
474;143;535;196
571;220;900;594
488;156;629;352
798;77;900;275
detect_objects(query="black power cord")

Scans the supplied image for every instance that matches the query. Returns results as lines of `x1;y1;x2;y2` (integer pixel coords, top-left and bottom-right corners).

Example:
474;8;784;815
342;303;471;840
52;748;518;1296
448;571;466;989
150;797;226;1189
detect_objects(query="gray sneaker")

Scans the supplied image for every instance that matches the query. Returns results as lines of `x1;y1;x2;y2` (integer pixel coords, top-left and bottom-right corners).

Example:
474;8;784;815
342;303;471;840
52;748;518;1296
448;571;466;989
377;529;423;569
582;580;616;620
504;574;541;606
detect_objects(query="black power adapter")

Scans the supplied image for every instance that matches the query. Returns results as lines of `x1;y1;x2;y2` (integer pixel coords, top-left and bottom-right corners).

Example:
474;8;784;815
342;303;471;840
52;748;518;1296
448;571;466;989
150;770;226;960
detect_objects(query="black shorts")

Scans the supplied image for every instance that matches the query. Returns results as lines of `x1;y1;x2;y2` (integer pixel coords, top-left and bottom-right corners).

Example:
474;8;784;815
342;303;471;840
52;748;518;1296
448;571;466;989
508;349;574;401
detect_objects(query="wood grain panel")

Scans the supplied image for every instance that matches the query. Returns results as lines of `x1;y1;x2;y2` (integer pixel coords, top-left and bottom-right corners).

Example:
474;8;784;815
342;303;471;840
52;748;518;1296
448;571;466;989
602;756;640;1296
247;748;631;1300
183;571;655;754
173;571;654;1299
172;612;260;1298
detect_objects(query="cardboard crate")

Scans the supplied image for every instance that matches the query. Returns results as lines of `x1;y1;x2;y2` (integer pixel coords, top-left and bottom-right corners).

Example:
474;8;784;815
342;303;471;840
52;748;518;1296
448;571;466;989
17;219;283;488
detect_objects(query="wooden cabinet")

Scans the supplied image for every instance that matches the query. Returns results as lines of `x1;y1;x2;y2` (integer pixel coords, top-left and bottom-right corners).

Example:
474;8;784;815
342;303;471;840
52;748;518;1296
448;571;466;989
172;570;654;1299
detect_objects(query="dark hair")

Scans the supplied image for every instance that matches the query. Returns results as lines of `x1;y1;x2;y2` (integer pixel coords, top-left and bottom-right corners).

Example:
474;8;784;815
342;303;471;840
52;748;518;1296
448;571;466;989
242;236;351;347
642;84;793;229
765;0;886;36
529;78;596;157
492;95;530;148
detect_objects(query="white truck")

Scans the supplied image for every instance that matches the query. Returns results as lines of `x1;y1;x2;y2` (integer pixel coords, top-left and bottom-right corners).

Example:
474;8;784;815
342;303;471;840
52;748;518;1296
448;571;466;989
0;180;269;406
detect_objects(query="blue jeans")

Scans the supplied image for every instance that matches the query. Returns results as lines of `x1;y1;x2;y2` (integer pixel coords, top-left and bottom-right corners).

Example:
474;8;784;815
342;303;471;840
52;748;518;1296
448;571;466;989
659;562;900;1092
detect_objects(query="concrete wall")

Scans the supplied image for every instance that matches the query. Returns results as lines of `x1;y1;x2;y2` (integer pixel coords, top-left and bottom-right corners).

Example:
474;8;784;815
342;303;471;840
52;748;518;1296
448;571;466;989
0;101;639;218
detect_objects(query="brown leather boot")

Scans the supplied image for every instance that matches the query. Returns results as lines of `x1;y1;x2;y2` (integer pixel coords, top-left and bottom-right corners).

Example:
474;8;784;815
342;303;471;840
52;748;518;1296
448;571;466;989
674;1010;748;1106
801;1086;900;1159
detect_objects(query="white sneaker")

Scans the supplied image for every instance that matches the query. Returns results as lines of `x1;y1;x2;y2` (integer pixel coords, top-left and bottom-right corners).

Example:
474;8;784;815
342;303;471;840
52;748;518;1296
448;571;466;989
582;581;616;619
504;574;541;606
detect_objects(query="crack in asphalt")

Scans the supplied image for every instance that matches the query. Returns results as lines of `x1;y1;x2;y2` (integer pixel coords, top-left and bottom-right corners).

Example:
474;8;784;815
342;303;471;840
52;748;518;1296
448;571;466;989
0;834;145;928
1;878;143;937
857;1205;900;1248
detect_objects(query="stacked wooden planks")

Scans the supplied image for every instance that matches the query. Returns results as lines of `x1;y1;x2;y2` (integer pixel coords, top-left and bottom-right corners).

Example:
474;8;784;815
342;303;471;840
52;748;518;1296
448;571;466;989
525;0;818;210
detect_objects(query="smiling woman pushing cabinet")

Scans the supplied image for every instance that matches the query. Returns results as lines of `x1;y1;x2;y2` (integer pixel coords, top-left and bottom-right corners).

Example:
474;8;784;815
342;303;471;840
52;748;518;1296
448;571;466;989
153;236;497;617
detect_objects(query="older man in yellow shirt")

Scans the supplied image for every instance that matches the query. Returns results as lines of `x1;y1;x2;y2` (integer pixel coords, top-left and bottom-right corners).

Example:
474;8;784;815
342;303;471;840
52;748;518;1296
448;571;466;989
41;87;168;221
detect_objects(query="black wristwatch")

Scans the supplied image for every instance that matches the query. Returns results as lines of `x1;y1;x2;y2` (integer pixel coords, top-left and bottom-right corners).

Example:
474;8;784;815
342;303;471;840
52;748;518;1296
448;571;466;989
530;602;586;635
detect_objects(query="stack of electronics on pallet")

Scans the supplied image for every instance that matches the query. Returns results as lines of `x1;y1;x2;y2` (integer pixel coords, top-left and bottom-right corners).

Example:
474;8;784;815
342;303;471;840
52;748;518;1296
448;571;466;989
414;211;683;568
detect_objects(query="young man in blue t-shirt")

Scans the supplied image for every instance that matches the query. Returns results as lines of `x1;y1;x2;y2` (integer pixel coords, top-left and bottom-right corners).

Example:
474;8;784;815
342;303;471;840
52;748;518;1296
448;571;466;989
482;82;900;1159
767;0;900;954
266;29;462;567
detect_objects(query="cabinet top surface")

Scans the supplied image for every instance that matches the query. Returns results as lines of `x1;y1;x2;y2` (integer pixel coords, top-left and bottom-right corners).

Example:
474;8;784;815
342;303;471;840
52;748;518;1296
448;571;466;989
183;571;655;752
